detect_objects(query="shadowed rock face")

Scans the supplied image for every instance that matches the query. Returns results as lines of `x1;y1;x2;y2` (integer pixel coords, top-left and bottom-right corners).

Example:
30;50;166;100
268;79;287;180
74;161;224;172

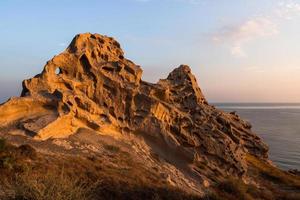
0;33;268;182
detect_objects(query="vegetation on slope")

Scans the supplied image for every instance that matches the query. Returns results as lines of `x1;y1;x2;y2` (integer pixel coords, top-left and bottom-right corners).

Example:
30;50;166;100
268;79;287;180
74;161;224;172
0;138;199;200
0;138;299;200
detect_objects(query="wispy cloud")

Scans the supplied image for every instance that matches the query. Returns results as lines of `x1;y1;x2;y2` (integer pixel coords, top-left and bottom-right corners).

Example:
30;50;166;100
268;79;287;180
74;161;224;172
212;17;278;57
276;1;300;19
212;0;300;58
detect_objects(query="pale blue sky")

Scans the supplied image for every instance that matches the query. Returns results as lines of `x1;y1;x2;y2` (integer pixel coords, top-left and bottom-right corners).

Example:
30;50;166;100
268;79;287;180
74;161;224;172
1;0;300;102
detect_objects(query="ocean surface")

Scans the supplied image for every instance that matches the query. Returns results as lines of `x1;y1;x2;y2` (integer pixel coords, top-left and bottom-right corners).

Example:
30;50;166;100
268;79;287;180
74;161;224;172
214;103;300;170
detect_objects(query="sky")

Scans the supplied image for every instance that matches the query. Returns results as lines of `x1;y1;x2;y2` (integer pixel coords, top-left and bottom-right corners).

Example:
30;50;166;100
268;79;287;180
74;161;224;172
0;0;300;103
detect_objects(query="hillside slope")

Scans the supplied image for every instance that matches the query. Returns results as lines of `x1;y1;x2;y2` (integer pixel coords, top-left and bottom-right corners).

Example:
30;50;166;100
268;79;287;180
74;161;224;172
0;33;299;199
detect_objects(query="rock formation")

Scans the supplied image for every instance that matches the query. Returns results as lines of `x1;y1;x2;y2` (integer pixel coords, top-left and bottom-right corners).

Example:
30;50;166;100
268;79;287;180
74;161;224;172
0;33;269;189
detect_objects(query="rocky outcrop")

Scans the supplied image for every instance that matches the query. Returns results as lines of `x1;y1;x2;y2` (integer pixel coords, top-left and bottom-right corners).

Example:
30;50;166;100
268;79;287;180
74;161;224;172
0;33;268;185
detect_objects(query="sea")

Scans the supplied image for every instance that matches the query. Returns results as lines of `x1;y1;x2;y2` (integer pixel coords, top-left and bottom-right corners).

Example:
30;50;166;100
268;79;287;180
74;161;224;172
214;103;300;170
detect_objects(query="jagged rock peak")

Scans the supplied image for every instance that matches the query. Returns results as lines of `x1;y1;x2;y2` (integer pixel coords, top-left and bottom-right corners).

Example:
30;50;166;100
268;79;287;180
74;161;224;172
67;33;125;62
165;64;207;104
21;33;143;97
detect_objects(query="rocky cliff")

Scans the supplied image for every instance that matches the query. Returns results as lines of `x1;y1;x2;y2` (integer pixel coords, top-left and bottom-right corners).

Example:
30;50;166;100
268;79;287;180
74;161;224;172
0;33;270;195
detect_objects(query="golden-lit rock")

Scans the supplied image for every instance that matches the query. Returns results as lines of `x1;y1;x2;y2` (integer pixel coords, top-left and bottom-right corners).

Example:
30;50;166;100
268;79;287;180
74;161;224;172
0;33;269;185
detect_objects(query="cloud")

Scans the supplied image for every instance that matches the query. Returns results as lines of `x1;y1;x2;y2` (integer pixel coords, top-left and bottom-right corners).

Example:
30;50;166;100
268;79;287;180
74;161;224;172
212;17;278;57
276;1;300;20
230;45;246;58
211;0;300;58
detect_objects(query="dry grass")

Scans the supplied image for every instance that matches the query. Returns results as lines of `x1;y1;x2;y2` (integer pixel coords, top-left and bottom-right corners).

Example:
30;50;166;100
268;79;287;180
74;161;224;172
216;178;252;200
0;139;93;200
12;169;92;200
0;139;202;200
1;138;299;200
245;154;300;200
91;178;201;200
246;154;300;189
202;154;300;200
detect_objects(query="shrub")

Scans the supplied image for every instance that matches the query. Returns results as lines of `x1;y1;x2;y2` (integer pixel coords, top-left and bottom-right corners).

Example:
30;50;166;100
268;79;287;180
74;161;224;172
17;144;37;159
91;179;200;200
0;156;15;170
217;178;252;200
279;193;300;200
12;169;92;200
203;190;222;200
103;144;120;153
0;138;6;151
246;154;300;189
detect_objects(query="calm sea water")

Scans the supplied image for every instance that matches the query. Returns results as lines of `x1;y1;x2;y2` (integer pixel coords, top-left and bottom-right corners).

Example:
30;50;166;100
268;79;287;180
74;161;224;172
214;103;300;170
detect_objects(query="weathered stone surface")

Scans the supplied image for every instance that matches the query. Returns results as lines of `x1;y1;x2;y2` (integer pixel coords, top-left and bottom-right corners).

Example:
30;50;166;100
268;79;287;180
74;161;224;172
0;33;268;183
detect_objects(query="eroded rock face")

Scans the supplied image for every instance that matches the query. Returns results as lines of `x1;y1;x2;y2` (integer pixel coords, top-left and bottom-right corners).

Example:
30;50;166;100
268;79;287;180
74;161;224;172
0;33;268;182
